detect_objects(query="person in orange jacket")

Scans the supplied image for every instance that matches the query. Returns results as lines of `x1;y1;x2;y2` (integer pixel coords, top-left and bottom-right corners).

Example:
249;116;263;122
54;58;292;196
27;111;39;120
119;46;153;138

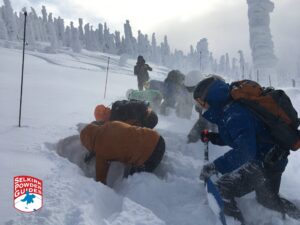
80;120;165;184
94;99;158;129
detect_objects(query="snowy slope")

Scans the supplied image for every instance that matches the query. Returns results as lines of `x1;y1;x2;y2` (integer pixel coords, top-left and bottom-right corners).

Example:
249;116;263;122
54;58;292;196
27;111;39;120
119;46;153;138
1;46;300;225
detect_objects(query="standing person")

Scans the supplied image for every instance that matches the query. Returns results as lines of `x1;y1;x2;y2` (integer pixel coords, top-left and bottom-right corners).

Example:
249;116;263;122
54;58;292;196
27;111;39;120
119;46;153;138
134;55;152;91
80;121;165;184
193;76;299;223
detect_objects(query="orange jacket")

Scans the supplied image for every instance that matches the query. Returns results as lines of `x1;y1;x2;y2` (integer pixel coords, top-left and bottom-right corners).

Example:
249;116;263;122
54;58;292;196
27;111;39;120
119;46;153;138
80;121;160;184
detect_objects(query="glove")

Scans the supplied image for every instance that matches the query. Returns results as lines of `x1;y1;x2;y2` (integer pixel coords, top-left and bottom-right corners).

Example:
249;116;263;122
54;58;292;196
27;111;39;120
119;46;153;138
200;129;210;143
199;163;217;181
200;130;220;144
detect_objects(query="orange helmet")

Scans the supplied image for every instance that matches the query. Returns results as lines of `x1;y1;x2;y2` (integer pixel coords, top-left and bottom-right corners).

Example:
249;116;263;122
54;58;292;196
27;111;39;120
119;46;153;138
94;105;111;121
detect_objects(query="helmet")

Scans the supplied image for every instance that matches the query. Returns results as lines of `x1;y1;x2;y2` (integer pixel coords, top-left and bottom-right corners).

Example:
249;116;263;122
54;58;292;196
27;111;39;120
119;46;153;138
184;70;203;88
94;105;111;121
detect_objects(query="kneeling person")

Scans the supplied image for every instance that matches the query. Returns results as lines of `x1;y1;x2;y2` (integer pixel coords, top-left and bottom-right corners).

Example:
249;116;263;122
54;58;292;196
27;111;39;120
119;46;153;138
80;121;165;184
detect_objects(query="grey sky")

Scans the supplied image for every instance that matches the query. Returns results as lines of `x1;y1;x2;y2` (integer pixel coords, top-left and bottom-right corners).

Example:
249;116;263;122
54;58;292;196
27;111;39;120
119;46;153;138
10;0;300;66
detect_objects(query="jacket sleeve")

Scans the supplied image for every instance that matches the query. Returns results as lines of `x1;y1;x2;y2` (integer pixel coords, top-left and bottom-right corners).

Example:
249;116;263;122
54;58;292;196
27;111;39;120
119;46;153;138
213;109;257;174
146;64;152;71
95;155;110;184
209;133;226;146
134;65;139;75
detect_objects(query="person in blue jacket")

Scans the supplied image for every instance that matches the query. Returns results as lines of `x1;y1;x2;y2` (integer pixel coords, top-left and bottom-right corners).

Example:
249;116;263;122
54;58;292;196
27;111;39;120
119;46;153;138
193;76;299;223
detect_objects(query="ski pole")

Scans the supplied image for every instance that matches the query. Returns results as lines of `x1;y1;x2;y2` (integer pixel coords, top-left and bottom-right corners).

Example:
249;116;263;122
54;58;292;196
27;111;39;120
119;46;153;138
104;56;110;99
203;129;209;162
18;11;27;127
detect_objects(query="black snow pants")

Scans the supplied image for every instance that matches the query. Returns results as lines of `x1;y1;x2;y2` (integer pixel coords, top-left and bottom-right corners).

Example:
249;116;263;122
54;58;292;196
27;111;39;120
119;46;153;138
128;136;165;175
216;162;285;223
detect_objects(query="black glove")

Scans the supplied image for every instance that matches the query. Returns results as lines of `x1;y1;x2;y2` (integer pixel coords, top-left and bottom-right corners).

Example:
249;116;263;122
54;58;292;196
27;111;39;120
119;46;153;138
200;130;220;144
200;129;210;143
199;163;217;181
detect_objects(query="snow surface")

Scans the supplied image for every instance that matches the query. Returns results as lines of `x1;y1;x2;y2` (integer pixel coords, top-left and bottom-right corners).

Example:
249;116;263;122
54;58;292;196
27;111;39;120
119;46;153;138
1;46;300;225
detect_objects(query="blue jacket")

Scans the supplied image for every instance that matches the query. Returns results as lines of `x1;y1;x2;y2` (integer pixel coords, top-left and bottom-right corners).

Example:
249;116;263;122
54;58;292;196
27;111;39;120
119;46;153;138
202;80;288;174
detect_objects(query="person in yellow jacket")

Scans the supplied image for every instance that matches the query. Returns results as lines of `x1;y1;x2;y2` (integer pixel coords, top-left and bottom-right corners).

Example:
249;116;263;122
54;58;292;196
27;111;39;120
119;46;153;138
80;121;165;184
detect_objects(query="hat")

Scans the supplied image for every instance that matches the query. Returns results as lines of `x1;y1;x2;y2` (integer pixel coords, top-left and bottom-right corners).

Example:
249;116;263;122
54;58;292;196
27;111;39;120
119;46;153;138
94;105;111;121
137;55;145;63
193;76;222;100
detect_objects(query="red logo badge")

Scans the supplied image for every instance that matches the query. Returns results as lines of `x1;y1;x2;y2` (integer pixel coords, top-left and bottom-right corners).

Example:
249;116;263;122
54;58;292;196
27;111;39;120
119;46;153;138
14;176;43;212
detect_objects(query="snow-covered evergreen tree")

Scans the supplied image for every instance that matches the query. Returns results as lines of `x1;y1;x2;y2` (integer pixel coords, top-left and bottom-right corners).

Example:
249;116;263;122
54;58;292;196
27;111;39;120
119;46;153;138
161;35;170;66
247;0;277;85
96;23;104;51
55;17;64;46
115;31;121;52
123;20;135;55
70;22;81;53
3;0;17;40
225;53;230;75
84;23;92;50
150;33;159;63
0;9;8;40
63;25;71;47
196;38;210;73
218;55;225;74
30;7;42;42
78;18;84;45
238;50;246;79
41;5;47;23
26;11;36;46
46;13;58;51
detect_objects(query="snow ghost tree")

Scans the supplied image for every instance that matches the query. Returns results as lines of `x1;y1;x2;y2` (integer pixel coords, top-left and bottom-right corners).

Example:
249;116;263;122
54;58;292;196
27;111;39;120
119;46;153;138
3;0;17;40
196;38;210;73
247;0;277;85
238;50;246;79
0;10;8;40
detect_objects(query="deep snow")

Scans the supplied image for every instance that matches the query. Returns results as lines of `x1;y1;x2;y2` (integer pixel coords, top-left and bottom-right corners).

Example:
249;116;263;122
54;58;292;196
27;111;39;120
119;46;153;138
1;46;300;225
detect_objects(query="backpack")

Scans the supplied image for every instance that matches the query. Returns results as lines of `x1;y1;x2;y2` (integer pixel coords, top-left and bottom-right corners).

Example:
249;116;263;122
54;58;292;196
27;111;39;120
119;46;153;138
230;80;300;151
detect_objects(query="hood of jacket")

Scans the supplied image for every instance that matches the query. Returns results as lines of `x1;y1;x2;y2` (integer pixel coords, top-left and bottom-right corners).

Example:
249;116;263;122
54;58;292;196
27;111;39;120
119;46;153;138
202;80;232;124
80;123;104;152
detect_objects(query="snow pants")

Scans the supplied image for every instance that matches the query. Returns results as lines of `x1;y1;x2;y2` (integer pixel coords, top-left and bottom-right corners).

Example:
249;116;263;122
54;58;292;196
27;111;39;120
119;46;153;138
216;162;284;223
129;136;165;174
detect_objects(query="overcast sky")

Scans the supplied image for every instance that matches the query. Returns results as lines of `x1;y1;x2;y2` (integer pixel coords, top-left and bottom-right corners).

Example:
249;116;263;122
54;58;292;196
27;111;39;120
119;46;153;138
10;0;300;65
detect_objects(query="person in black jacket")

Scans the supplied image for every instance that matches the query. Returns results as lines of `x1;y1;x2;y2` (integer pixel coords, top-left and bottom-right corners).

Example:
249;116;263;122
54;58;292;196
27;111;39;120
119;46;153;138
134;56;152;91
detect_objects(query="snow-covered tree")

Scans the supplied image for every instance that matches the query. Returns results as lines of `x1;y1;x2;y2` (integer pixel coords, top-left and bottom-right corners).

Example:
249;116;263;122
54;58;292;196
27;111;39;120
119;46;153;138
196;38;210;73
0;9;8;40
161;35;170;66
78;18;84;45
247;0;277;85
115;31;121;51
150;33;159;63
41;5;47;23
55;17;65;45
96;23;104;51
218;55;225;74
123;20;135;55
84;23;92;50
238;50;245;79
225;53;230;75
70;22;81;53
63;25;71;47
3;0;17;40
47;13;58;51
